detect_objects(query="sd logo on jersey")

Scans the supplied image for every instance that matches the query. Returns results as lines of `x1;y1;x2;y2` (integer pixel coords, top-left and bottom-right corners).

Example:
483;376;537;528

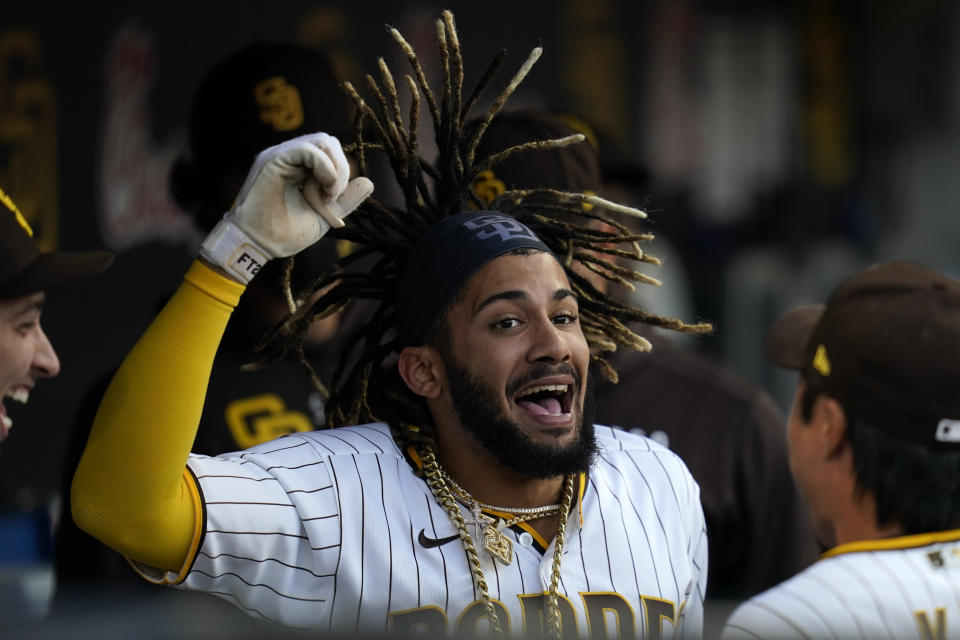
225;393;313;449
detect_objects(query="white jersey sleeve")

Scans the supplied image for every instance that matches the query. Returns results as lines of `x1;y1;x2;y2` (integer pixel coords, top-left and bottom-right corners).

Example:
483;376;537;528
181;434;341;628
177;424;405;629
678;460;709;638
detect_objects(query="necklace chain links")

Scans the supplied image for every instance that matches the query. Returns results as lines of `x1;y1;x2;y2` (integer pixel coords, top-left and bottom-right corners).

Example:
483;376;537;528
439;467;563;515
420;447;573;640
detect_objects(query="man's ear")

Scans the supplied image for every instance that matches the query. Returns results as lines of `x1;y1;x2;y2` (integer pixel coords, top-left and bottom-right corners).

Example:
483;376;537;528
811;395;849;458
397;346;444;399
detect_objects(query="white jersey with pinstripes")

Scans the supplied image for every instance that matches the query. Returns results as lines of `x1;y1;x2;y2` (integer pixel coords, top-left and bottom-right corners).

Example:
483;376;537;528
166;422;706;636
720;530;960;640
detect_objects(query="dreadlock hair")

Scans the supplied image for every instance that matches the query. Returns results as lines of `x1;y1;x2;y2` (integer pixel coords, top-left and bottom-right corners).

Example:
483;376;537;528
249;10;712;453
799;369;960;534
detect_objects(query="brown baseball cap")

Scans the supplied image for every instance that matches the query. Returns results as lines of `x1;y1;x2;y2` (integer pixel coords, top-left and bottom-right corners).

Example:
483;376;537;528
470;110;602;202
0;188;113;297
170;42;351;228
764;261;960;448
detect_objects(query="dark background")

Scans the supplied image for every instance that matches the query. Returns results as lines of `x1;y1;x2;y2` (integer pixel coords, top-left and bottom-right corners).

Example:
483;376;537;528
2;2;959;630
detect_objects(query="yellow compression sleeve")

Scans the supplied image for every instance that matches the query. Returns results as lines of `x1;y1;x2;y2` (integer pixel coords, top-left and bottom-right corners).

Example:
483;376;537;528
72;260;245;572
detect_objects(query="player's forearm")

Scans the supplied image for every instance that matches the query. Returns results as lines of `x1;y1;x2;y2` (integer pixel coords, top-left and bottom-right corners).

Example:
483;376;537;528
71;260;244;570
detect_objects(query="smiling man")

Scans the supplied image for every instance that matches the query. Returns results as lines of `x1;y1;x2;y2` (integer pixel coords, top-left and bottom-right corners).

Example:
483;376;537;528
72;12;708;638
394;216;598;493
0;292;58;443
0;187;112;444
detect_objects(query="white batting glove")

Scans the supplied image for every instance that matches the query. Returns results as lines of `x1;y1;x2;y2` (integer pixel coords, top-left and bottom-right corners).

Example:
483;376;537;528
200;132;374;283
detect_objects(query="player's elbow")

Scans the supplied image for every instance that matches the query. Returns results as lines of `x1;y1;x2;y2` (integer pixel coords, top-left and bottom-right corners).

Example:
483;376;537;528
71;460;196;571
71;476;163;564
70;456;136;547
70;463;113;542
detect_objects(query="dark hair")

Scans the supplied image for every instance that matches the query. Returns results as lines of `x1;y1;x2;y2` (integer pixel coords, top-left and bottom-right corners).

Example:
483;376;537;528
800;370;960;534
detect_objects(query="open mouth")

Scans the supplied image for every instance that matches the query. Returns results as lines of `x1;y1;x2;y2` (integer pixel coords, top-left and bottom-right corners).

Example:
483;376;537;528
0;387;30;441
514;383;574;417
0;401;10;441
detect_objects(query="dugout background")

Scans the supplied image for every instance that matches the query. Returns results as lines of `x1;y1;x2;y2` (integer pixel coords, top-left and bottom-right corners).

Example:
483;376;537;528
1;0;958;631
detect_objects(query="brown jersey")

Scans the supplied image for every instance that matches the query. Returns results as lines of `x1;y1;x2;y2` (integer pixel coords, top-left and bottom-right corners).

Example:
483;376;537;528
594;332;820;599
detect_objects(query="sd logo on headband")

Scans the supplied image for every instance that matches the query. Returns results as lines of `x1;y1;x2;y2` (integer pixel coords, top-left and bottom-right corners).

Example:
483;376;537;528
463;214;539;243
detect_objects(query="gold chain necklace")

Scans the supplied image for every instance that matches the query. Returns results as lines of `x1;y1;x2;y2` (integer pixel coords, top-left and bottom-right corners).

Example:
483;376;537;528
438;466;562;565
420;447;574;639
439;467;563;515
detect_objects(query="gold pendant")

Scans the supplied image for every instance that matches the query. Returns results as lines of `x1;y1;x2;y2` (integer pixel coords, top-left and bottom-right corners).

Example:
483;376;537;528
483;521;514;565
470;509;495;542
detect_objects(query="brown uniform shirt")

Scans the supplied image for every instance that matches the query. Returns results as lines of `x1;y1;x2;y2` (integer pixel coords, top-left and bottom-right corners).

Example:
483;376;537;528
594;334;819;599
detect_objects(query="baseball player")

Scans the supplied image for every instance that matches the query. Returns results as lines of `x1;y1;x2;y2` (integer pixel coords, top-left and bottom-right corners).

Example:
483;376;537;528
721;261;960;639
72;12;709;637
0;187;112;446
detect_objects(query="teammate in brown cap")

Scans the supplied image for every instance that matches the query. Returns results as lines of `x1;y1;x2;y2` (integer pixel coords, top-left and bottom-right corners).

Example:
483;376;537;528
0;188;112;445
722;261;960;639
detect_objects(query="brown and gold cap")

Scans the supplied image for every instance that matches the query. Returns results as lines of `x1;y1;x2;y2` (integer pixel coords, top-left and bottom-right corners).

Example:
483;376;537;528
765;261;960;448
470;110;602;206
0;188;113;297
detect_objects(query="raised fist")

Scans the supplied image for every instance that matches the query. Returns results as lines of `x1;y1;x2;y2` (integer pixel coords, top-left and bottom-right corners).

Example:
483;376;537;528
200;132;373;282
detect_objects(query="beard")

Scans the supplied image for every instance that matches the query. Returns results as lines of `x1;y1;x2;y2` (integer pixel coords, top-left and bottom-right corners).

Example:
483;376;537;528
443;356;598;479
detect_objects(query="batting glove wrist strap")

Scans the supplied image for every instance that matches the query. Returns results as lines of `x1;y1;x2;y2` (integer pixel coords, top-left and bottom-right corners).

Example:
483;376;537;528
198;132;373;285
199;218;271;284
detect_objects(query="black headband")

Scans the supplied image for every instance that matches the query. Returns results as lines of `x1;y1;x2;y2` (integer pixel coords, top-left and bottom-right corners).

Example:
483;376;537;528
396;210;552;346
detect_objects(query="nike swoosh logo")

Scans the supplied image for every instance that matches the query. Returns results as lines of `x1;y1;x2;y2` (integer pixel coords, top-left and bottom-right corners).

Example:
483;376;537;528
418;529;461;549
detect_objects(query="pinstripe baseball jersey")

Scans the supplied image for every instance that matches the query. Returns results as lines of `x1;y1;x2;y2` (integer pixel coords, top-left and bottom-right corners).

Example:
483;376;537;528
141;422;706;636
720;530;960;639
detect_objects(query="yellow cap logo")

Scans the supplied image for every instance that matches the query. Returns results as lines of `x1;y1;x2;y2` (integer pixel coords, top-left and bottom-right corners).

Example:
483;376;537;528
812;344;832;377
469;170;506;208
255;76;305;132
335;239;354;259
0;187;33;237
581;189;597;213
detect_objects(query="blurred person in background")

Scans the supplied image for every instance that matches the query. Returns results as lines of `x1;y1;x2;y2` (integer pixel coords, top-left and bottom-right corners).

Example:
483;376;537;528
0;187;110;629
0;188;112;448
168;41;355;451
472;110;819;602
